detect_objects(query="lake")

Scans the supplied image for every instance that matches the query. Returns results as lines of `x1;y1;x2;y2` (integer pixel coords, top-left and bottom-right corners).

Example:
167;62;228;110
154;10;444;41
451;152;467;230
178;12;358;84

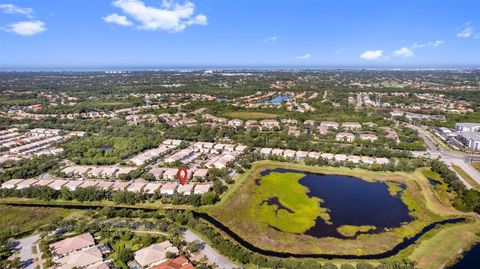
270;95;291;104
449;243;480;269
260;168;413;238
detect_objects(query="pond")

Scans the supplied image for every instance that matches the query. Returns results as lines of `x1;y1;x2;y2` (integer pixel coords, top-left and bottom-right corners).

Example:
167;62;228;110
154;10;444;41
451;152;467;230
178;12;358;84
448;243;480;269
270;95;291;104
427;177;440;186
260;168;413;238
100;145;113;152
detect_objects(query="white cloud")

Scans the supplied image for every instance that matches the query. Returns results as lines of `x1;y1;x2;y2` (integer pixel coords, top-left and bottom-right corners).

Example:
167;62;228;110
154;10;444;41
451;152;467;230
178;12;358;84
412;40;444;49
457;22;474;38
0;3;33;18
360;50;383;60
264;36;277;42
108;0;207;32
393;47;414;57
6;20;46;36
103;13;133;26
296;53;311;60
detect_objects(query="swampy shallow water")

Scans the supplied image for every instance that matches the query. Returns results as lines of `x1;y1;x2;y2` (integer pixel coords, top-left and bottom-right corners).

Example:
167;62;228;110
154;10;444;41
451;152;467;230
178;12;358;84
260;168;413;238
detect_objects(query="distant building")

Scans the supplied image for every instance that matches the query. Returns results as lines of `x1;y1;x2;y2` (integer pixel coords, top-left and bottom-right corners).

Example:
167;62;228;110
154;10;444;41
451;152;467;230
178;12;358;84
458;132;480;151
455;123;480;132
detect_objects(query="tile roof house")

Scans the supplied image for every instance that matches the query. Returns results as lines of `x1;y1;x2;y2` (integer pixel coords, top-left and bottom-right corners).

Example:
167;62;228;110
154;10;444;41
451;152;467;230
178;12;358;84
336;132;355;142
48;179;68;191
150;256;194;269
111;181;130;191
50;233;96;258
144;183;162;194
127;182;146;193
160;183;178;195
193;169;208;179
64;180;84;191
54;246;103;269
16;179;39;189
33;179;54;187
177;183;194;195
1;179;25;189
134;241;179;268
80;180;99;188
96;181;114;190
149;167;165;179
193;183;212;194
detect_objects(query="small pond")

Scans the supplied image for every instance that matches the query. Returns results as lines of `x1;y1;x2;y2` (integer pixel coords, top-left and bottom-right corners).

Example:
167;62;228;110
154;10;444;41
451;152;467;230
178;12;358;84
100;145;113;152
427;177;440;186
270;95;291;104
260;168;413;238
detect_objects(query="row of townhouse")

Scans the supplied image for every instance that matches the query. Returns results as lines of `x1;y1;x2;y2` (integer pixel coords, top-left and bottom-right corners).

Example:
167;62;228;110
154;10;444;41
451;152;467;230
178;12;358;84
9;135;63;154
129;144;177;166
258;148;390;165
62;165;136;179
1;178;213;195
335;132;379;142
147;167;209;181
192;142;247;153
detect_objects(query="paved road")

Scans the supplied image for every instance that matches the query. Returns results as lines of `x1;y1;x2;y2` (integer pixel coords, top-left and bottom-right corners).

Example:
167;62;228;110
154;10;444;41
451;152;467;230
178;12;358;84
408;124;480;188
183;230;238;269
15;234;40;269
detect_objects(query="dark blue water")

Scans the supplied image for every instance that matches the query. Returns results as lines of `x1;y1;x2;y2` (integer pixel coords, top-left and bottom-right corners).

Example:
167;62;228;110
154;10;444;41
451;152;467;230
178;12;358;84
101;145;113;152
427;177;440;186
270;95;291;104
449;244;480;269
260;168;413;238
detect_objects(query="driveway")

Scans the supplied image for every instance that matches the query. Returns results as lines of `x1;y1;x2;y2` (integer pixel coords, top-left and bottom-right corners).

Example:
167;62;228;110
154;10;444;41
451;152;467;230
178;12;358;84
183;230;239;269
14;234;40;269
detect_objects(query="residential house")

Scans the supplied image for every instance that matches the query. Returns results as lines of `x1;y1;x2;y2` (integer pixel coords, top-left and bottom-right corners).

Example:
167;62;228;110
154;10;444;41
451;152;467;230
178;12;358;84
134;241;179;268
50;233;96;258
336;132;355;142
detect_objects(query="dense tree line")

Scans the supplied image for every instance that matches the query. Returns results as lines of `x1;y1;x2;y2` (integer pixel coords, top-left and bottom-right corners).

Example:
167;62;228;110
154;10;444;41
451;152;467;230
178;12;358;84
430;159;480;213
0;156;60;181
0;185;222;206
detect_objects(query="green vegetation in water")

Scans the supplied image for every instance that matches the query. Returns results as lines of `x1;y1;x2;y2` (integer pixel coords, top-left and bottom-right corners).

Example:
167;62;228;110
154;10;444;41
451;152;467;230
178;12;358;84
386;181;404;196
337;225;376;237
253;172;329;233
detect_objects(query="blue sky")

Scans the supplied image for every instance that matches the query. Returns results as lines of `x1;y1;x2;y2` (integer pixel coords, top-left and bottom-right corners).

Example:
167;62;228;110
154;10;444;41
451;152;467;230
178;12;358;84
0;0;479;69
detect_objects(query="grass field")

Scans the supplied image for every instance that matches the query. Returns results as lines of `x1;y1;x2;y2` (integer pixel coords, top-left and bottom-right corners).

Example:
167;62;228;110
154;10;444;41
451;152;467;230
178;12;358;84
452;164;480;189
206;161;468;255
472;162;480;172
224;111;280;120
408;219;480;269
0;205;80;236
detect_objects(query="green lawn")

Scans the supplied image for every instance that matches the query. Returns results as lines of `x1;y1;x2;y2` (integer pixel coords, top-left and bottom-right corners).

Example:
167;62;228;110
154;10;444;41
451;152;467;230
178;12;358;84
452;164;480;190
408;219;480;269
472;162;480;172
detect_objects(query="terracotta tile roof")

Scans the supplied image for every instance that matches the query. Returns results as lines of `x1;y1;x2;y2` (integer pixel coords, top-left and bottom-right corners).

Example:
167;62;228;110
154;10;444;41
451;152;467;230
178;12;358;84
50;233;95;256
150;256;194;269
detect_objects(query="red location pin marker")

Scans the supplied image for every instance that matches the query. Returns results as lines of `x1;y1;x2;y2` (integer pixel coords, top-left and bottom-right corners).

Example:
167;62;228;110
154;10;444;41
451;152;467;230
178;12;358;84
177;167;188;185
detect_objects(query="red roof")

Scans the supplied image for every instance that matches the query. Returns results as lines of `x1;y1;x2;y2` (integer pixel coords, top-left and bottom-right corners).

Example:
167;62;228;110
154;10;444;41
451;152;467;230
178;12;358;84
150;256;194;269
